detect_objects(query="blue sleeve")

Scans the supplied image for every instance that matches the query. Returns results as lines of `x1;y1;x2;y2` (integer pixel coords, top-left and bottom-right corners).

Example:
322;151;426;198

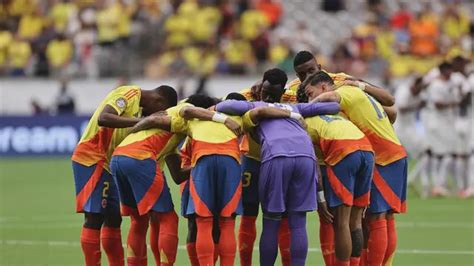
215;100;257;116
295;102;340;117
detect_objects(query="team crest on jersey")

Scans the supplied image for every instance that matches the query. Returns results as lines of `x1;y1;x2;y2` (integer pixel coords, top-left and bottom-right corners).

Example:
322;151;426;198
101;199;107;208
116;98;127;109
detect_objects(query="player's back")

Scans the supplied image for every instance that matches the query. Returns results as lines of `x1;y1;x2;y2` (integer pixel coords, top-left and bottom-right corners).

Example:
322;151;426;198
305;114;373;166
336;85;406;166
72;85;141;169
113;104;188;161
243;103;316;163
185;116;242;167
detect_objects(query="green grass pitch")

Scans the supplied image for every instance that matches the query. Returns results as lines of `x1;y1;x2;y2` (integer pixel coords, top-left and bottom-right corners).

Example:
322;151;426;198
0;158;473;265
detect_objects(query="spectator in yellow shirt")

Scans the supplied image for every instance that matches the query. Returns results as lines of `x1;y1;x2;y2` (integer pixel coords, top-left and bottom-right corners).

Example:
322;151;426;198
8;34;32;76
49;0;77;33
46;34;73;70
442;5;469;40
96;1;120;45
117;0;136;42
18;7;45;41
240;9;269;41
0;27;13;69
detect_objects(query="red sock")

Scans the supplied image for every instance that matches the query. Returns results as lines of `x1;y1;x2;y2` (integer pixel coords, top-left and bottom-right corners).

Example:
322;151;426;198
218;218;236;266
101;226;124;266
383;218;397;265
196;217;215;266
80;227;101;266
359;249;367;266
278;218;291;266
127;213;149;266
238;216;257;266
350;256;361;266
187;243;200;266
158;211;179;265
320;221;335;266
150;219;161;265
335;258;350;266
367;219;387;266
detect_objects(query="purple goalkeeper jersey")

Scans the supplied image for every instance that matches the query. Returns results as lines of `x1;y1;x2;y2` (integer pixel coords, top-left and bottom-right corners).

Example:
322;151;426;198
216;100;340;162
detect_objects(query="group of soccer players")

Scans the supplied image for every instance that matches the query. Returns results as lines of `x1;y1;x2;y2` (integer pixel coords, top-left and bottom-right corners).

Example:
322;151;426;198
71;50;408;266
395;56;473;198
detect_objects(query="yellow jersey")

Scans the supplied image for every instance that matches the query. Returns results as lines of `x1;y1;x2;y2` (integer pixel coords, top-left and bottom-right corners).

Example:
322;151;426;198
71;86;142;171
113;104;190;161
335;85;406;166
305;114;373;166
46;39;73;67
172;113;242;167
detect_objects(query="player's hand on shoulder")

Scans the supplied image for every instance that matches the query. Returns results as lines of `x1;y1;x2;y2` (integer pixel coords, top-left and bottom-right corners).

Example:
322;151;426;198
224;118;243;137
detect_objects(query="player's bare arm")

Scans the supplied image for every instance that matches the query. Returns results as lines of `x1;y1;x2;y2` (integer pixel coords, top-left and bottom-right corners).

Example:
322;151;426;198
98;105;141;128
316;163;333;224
383;105;398;124
342;80;395;106
165;153;191;185
180;106;242;136
129;114;171;133
310;91;341;103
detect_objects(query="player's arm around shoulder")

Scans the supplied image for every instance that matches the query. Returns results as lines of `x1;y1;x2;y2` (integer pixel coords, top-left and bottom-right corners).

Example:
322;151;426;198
383;105;397;124
215;100;254;116
180;106;242;136
129;114;171;133
98;88;141;128
341;79;395;106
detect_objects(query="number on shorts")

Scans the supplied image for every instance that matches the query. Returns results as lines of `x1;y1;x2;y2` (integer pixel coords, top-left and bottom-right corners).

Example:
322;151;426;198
102;181;110;197
242;172;252;188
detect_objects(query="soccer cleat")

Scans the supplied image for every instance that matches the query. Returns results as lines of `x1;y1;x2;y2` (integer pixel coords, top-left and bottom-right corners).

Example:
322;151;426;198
431;187;449;197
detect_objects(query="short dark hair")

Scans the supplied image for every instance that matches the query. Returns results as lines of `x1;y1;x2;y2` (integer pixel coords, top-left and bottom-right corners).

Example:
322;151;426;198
297;84;309;103
185;94;216;109
263;68;288;89
307;71;334;87
225;92;247;101
155;85;177;107
438;62;452;72
293;50;315;68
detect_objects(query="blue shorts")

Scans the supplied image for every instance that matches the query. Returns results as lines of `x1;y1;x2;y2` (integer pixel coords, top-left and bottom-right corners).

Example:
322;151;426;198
241;156;261;205
111;155;174;216
187;155;242;217
321;151;374;208
368;157;408;214
259;156;317;213
72;161;119;214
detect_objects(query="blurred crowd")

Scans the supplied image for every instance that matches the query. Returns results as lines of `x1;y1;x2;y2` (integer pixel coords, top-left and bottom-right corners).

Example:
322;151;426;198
0;0;472;80
325;0;473;82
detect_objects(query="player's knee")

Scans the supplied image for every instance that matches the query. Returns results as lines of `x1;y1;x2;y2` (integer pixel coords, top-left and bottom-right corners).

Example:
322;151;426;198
83;213;104;229
243;203;259;216
263;211;282;221
368;212;386;221
187;216;197;243
103;213;122;228
351;228;363;257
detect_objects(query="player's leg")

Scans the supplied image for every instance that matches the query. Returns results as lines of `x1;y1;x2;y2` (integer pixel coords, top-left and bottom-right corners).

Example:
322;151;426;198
433;154;452;196
260;212;282;265
454;154;468;196
216;155;243;266
333;205;352;266
258;157;289;266
287;157;319;266
73;160;109;265
186;216;199;266
349;206;364;266
369;158;408;265
466;152;474;197
319;164;335;266
188;155;218;265
238;156;260;266
351;151;374;266
278;213;291;266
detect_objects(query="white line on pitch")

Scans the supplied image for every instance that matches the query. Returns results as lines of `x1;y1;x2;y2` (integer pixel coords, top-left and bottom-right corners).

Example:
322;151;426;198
1;240;473;256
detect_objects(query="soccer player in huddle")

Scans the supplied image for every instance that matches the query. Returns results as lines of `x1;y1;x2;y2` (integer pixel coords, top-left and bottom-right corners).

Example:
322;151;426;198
216;68;341;266
292;50;397;266
303;71;406;266
71;85;178;266
297;88;375;266
237;80;297;266
110;94;229;266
